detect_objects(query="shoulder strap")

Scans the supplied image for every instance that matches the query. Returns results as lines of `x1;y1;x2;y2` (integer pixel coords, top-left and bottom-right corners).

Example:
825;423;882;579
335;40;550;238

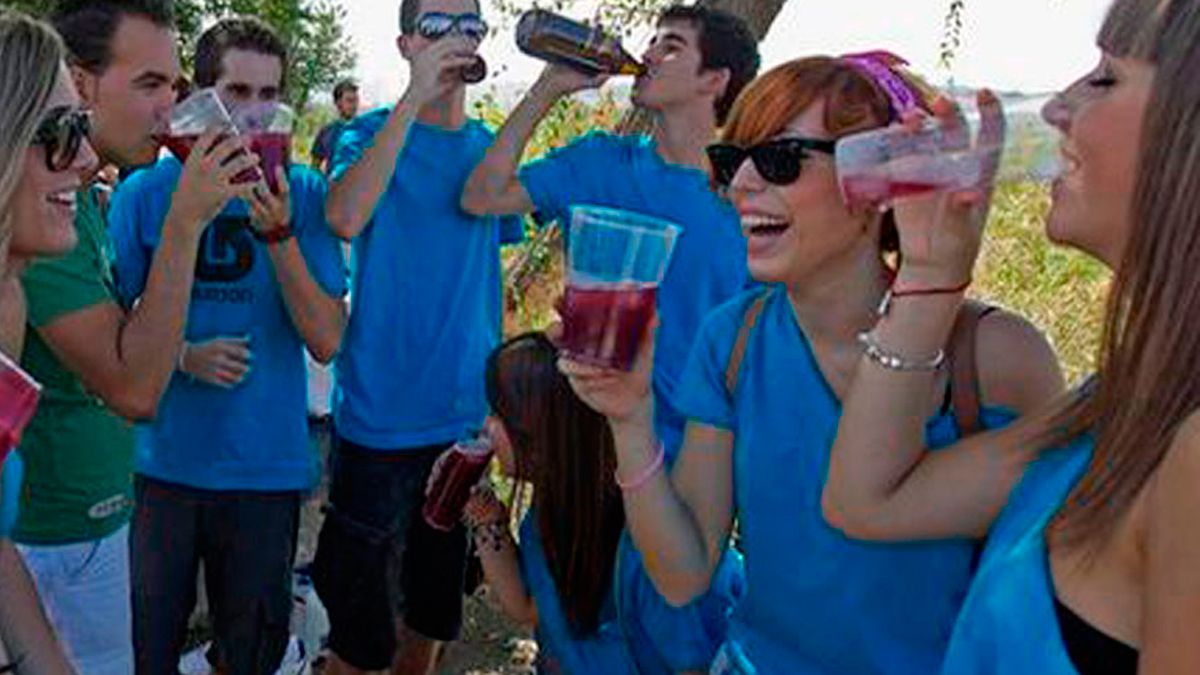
724;289;772;399
946;300;999;437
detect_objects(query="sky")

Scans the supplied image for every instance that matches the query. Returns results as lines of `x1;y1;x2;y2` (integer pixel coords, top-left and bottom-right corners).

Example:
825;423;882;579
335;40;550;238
342;0;1110;108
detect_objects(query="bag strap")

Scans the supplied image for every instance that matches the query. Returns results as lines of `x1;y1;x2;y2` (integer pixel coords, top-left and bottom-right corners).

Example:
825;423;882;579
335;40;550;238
724;289;773;399
946;300;998;437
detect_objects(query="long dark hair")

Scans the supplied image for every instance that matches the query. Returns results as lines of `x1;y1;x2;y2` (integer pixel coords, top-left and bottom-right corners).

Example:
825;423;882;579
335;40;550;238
1044;0;1200;558
485;332;625;636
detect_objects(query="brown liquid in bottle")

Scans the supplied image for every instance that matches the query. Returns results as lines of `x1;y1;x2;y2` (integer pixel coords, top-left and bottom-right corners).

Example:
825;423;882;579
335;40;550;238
516;10;646;77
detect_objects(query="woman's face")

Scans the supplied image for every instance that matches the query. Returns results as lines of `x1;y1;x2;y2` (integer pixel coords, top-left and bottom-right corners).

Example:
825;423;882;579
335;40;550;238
727;101;878;286
1042;52;1154;268
8;63;98;265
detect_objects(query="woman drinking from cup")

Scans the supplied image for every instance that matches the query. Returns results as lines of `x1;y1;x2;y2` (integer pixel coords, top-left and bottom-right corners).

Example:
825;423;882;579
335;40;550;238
823;0;1200;671
560;54;1065;672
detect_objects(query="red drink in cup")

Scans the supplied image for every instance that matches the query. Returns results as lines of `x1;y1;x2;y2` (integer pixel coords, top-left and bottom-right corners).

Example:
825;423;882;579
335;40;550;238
231;102;295;195
560;206;680;372
0;351;41;466
423;433;494;532
559;282;657;371
158;89;263;184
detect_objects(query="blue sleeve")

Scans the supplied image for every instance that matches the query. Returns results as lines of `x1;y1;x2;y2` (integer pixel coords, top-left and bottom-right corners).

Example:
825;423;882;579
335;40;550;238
290;169;349;298
675;303;742;431
329;111;387;183
0;451;22;538
619;538;744;671
518;132;612;227
108;164;171;305
499;214;526;245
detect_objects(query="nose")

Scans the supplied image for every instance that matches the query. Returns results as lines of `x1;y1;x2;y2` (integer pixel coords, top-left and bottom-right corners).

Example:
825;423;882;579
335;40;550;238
73;137;100;176
728;155;767;195
1041;90;1071;133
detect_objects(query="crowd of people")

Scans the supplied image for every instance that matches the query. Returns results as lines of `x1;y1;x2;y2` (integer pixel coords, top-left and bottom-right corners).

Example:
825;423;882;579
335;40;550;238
0;0;1197;673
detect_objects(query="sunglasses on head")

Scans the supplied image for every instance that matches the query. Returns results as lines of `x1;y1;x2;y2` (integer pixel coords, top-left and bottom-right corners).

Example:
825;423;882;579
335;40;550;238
415;12;489;41
706;137;837;188
31;106;91;173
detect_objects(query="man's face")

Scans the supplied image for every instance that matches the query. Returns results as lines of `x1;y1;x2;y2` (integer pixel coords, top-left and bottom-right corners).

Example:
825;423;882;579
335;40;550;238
631;20;712;113
398;0;484;61
214;48;284;110
336;89;359;119
74;15;179;168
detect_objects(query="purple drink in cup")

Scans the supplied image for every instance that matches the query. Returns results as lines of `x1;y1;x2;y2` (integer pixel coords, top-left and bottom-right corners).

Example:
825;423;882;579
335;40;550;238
230;101;295;194
559;206;680;371
423;433;495;532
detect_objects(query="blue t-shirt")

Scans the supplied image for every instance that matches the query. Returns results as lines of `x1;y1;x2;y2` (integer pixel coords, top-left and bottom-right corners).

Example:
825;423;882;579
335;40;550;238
519;132;749;457
109;159;348;491
518;513;744;674
0;452;21;537
941;437;1094;674
677;288;1016;674
331;109;523;449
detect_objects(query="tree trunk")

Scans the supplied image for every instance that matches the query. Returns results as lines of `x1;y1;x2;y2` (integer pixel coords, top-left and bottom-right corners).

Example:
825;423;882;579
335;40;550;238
697;0;788;40
617;0;789;135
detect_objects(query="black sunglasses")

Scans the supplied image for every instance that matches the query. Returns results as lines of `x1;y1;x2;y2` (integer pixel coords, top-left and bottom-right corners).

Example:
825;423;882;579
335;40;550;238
415;12;489;41
31;106;91;173
706;137;837;188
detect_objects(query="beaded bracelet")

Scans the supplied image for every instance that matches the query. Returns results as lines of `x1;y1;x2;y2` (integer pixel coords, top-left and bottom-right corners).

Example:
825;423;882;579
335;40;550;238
615;443;665;492
472;520;511;553
857;331;945;372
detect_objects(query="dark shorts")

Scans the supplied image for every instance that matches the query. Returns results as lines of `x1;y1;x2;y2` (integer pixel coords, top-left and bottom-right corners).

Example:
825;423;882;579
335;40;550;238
311;434;468;670
131;476;301;675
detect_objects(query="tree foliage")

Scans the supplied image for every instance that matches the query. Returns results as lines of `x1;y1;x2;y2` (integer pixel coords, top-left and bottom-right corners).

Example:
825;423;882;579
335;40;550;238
4;0;355;111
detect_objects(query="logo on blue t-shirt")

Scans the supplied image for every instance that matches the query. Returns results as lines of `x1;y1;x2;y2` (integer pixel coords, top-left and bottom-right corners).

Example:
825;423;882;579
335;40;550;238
194;215;256;305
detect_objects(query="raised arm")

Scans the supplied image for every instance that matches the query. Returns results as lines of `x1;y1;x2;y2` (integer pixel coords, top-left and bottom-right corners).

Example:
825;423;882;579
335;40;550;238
325;38;478;239
460;65;603;217
823;91;1065;541
33;132;257;420
561;337;733;607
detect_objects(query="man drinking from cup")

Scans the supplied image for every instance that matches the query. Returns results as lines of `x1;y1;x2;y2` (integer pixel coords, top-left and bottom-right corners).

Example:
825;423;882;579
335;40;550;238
108;16;348;674
316;0;522;672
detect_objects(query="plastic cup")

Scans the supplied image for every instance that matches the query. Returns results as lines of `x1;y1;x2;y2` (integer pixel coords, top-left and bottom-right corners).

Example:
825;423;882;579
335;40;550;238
230;101;295;194
157;89;235;161
0;351;41;466
422;432;494;532
559;206;681;371
836;105;1061;210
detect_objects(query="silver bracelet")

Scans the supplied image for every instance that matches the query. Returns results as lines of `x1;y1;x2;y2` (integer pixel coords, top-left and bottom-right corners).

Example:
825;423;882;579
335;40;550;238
856;331;945;372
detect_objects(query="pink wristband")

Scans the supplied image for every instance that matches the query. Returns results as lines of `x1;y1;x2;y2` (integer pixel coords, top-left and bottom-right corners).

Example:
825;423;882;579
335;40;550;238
615;443;665;492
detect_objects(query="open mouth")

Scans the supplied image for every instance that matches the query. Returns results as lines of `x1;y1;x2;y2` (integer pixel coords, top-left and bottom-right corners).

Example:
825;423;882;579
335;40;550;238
742;214;790;238
47;189;78;209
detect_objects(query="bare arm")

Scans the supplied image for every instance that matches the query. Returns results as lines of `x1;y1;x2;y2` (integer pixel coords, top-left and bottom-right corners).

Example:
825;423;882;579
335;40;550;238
461;65;604;217
36;134;259;420
264;239;346;364
462;487;536;626
822;92;1066;541
249;173;346;364
0;540;75;674
561;334;732;607
326;39;479;239
1139;411;1200;673
822;296;1065;541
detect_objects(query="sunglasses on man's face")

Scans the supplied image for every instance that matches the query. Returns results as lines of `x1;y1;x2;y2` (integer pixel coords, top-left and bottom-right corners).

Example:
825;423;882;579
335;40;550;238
415;12;489;41
706;137;837;188
31;106;92;173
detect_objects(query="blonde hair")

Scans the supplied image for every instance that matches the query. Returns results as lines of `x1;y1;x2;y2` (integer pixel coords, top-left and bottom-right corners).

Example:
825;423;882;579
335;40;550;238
0;11;65;278
1047;0;1200;556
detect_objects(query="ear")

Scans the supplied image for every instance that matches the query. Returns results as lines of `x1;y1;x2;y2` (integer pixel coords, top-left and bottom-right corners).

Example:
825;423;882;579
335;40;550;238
397;34;415;60
702;67;732;102
70;64;98;107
